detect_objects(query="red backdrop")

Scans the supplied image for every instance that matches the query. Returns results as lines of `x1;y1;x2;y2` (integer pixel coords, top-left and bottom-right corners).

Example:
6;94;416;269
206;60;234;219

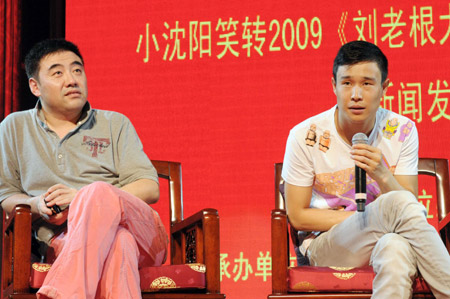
66;1;450;297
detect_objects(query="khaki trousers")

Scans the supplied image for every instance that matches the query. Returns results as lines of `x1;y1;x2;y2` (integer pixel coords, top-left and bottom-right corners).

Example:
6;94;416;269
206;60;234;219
307;190;450;299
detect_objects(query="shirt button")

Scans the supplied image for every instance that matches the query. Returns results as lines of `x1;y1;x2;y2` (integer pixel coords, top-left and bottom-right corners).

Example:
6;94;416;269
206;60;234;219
58;154;63;159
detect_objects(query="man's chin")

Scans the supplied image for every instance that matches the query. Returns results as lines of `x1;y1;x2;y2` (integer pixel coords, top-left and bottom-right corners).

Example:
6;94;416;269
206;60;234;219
66;98;87;107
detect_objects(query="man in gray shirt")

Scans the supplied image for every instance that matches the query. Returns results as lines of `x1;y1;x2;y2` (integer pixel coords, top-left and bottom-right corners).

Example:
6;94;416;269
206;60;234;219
0;39;168;298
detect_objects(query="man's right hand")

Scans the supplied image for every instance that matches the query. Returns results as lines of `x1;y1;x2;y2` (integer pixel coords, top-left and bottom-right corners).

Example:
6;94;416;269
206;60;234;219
36;194;68;225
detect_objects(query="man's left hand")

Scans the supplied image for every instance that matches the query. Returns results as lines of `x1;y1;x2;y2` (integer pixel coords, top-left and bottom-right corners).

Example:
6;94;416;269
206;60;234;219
44;184;77;213
351;143;389;183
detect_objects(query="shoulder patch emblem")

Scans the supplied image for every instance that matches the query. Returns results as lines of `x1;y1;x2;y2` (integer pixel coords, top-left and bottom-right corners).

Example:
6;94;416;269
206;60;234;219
382;118;399;140
305;124;317;147
398;121;414;142
319;130;331;153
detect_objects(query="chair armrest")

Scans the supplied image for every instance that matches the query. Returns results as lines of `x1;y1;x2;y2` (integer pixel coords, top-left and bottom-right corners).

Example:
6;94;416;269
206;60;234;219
439;211;450;232
271;208;289;294
439;211;450;253
170;208;221;294
171;208;217;233
2;204;32;294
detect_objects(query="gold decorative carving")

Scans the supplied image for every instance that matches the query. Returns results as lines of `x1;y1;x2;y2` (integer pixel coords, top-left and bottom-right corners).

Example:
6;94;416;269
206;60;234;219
150;276;177;289
293;281;316;291
329;266;356;280
332;272;356;280
329;266;355;271
188;263;206;273
32;263;52;273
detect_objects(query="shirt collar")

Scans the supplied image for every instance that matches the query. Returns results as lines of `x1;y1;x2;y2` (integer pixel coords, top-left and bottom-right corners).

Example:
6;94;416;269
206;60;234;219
35;99;92;128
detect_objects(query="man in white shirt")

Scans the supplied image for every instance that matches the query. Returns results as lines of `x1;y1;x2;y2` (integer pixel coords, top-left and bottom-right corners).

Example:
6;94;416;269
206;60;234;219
282;40;450;298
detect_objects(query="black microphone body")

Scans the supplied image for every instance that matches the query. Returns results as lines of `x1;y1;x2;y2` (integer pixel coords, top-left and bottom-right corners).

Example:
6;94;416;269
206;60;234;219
352;133;368;212
355;164;366;212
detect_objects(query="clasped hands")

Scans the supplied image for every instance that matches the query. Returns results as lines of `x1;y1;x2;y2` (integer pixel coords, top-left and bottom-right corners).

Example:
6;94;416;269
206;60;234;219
37;184;78;225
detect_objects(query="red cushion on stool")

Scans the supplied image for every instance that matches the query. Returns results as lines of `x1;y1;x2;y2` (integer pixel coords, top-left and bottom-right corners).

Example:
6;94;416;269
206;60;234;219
30;263;52;289
288;266;431;293
30;262;206;292
288;266;375;292
139;263;206;292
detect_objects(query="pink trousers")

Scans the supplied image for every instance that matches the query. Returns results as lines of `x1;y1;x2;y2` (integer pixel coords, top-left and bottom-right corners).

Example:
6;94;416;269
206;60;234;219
37;181;168;299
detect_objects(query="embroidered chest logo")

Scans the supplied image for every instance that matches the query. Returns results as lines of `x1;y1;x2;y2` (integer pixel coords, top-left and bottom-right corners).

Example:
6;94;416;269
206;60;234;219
82;136;111;157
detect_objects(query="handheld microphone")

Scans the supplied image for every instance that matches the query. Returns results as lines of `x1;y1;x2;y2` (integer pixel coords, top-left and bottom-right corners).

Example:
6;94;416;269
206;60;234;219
352;133;368;212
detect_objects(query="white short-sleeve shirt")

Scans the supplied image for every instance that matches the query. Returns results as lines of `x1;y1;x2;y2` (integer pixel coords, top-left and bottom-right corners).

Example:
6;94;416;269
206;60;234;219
282;105;418;211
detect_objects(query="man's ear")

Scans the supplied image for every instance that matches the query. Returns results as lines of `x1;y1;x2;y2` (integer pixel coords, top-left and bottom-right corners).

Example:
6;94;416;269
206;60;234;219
29;78;41;97
382;78;390;97
331;77;337;95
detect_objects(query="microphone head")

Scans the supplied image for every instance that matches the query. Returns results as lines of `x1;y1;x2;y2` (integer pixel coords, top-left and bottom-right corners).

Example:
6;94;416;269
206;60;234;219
352;133;368;145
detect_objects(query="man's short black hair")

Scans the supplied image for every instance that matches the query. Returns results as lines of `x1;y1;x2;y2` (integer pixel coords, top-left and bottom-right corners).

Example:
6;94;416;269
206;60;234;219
333;40;388;83
24;39;84;80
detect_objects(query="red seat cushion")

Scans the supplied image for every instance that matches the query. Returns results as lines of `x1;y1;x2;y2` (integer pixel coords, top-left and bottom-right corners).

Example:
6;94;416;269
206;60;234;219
139;263;206;292
30;262;206;292
288;266;431;293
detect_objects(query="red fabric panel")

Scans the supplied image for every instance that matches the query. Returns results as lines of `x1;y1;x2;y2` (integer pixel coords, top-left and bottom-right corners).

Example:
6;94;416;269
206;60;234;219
0;0;21;120
0;0;4;118
288;266;431;293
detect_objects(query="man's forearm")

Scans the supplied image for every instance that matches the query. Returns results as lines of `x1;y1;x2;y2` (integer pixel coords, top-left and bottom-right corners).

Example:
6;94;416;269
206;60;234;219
377;173;405;193
289;207;354;232
120;179;159;204
1;193;41;215
285;183;355;232
376;172;418;198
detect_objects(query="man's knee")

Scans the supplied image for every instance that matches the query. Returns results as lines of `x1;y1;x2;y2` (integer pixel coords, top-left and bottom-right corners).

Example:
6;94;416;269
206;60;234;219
82;181;114;194
378;190;426;218
74;181;117;206
381;190;415;205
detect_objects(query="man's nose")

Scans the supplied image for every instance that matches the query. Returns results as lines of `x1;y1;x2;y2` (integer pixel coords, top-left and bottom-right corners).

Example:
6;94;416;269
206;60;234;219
65;72;78;86
351;86;362;101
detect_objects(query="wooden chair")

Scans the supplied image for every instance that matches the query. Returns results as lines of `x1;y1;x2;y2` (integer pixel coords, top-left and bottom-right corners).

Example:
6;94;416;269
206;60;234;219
270;158;450;299
1;160;225;299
